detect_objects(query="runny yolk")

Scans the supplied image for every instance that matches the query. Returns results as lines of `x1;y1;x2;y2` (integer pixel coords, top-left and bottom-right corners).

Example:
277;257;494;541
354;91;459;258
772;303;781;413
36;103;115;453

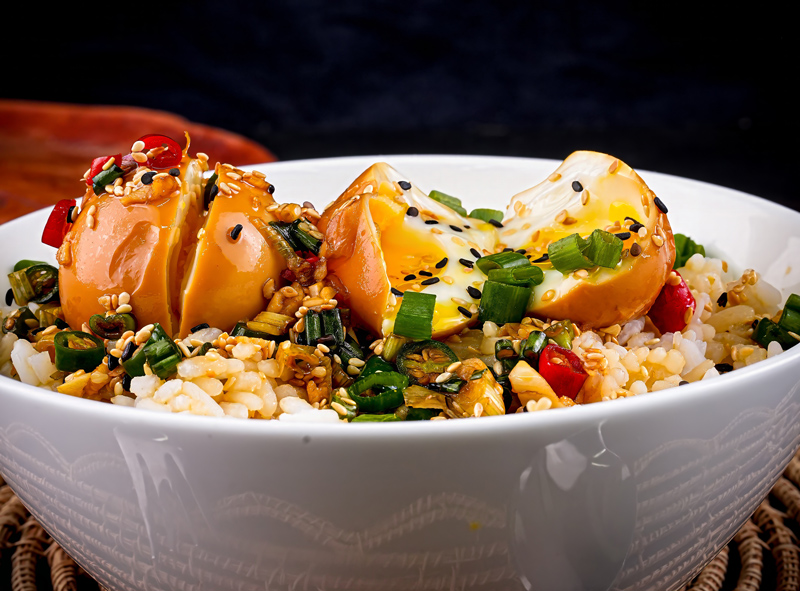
380;219;448;289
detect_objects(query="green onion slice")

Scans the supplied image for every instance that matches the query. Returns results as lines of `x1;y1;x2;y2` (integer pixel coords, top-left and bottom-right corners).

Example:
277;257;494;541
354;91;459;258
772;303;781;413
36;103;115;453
475;251;530;275
54;331;105;373
478;281;531;325
545;319;575;349
585;230;624;268
520;331;547;366
92;164;124;195
393;291;436;340
753;318;797;350
548;230;623;274
7;269;36;306
428;190;467;216
351;413;403;422
487;265;544;287
785;294;800;314
468;208;503;224
778;307;800;335
13;259;46;272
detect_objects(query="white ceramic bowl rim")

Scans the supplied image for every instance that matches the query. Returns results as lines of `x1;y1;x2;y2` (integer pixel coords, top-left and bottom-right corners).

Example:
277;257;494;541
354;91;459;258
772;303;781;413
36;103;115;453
1;153;799;440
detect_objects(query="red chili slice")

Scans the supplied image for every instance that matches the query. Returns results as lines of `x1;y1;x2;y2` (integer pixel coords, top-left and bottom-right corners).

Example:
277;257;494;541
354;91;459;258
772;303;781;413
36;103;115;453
136;134;183;169
86;154;122;186
648;271;697;334
41;199;76;248
538;344;588;400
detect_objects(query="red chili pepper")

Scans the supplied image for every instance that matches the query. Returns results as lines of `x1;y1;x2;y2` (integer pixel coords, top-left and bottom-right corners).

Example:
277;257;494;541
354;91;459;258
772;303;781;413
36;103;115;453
85;154;122;186
538;344;588;400
135;134;183;169
41;199;76;248
280;268;297;282
648;271;696;334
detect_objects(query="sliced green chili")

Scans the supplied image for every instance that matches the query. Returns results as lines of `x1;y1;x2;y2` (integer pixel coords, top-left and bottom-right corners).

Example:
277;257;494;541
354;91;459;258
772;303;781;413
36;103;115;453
395;340;458;385
89;313;136;340
346;371;408;413
54;331;105;373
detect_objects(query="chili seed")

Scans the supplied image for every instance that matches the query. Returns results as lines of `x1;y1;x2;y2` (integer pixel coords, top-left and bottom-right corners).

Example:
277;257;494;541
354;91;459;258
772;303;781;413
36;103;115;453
391;287;404;297
168;168;180;176
5;289;12;306
467;286;482;299
141;172;157;185
406;206;419;217
457;306;473;317
571;181;583;192
458;258;474;268
435;257;448;269
421;277;440;286
229;224;244;241
398;180;412;190
654;197;668;213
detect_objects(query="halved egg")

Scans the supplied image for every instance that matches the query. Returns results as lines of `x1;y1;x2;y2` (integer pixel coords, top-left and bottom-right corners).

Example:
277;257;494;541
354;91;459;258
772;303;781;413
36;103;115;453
500;151;675;327
318;163;498;338
58;156;286;337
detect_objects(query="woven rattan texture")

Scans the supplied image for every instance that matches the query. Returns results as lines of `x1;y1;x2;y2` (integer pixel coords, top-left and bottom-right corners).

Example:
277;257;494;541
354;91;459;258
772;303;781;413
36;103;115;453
2;455;800;591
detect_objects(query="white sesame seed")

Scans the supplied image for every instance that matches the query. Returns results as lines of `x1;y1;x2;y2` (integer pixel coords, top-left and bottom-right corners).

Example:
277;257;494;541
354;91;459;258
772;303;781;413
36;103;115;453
132;152;148;164
116;304;133;314
435;372;452;383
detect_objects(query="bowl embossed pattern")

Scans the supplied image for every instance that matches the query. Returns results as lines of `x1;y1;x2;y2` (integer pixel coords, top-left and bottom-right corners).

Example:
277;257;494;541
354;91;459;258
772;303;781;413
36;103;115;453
1;155;799;591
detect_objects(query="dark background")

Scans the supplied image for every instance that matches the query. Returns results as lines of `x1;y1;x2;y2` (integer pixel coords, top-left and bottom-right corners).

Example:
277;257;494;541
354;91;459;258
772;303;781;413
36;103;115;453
3;1;797;210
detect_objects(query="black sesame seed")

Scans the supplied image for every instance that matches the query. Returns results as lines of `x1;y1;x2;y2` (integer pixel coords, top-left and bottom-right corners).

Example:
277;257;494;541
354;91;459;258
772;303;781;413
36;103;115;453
5;288;13;306
107;354;120;371
435;257;448;269
624;216;641;225
572;180;583;192
457;306;473;318
715;363;733;373
489;219;504;228
458;258;474;268
406;206;419;217
717;293;728;308
679;380;689;386
751;319;759;329
404;274;416;281
191;323;210;332
614;232;632;240
424;220;439;225
449;225;463;232
121;341;136;362
630;243;642;257
168;168;180;176
421;277;440;286
30;327;45;336
515;249;526;255
267;184;275;194
317;334;337;346
391;287;404;297
503;247;514;252
531;254;549;263
467;286;482;299
464;225;470;229
229;224;244;241
419;270;433;277
67;205;77;224
654;196;668;214
398;180;412;190
303;201;315;210
470;248;481;259
629;223;644;233
122;373;133;391
141;171;157;185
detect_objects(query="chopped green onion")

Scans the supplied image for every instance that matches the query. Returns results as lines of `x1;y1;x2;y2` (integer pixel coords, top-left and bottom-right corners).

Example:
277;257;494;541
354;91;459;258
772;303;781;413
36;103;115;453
785;294;800;313
89;313;136;340
92;164;124;195
468;208;503;224
584;230;623;268
545;319;575;349
778;307;800;335
54;331;105;373
13;259;46;272
673;234;706;269
475;251;530;275
428;190;467;216
548;230;623;274
320;309;345;345
380;334;408;362
352;413;403;422
487;265;544;287
520;331;547;366
250;311;294;335
231;321;283;340
478;281;531;325
393;291;436;340
144;338;182;379
304;311;323;344
402;407;440;421
7;269;36;306
753;318;797;350
358;355;394;379
402;384;448;411
338;339;364;366
290;219;323;255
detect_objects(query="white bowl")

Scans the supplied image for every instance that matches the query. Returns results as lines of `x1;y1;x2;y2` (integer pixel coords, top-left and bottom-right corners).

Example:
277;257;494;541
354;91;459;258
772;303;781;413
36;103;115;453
1;155;799;591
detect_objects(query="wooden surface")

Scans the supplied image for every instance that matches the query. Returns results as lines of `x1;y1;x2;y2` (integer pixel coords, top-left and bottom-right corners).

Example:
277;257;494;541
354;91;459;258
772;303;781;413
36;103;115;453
0;100;276;224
